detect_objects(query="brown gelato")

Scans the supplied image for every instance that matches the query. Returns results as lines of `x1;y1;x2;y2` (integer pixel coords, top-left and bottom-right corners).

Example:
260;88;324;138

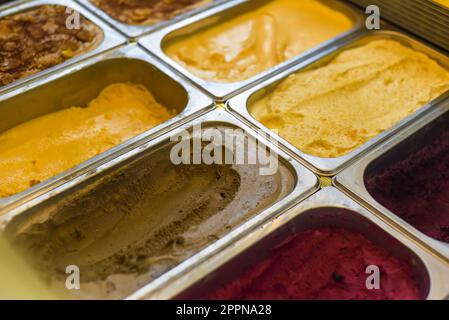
0;5;102;86
91;0;212;26
7;127;294;299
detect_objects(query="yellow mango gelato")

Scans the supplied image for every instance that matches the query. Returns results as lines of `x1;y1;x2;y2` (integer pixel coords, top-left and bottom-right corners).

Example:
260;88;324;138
0;83;174;198
250;40;449;158
165;0;353;82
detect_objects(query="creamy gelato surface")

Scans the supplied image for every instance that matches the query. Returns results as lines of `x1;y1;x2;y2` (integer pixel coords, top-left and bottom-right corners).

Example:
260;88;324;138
165;0;353;82
0;83;174;198
7;127;294;299
249;39;449;158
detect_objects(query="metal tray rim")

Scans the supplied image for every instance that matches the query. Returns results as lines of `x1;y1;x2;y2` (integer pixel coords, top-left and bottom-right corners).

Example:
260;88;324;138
76;0;228;39
0;43;214;213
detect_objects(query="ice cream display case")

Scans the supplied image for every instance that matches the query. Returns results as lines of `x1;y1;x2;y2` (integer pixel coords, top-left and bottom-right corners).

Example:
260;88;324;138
0;109;319;299
140;0;364;100
0;0;448;300
0;44;213;212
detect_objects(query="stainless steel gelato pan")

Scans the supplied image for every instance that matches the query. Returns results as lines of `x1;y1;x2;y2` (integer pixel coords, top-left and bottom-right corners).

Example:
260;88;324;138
227;29;449;176
139;0;364;101
0;44;213;213
144;188;449;300
335;100;449;262
0;109;319;300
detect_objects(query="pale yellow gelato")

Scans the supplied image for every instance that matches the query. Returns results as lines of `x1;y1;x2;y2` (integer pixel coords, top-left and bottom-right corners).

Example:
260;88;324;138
249;40;449;158
165;0;353;82
0;83;174;198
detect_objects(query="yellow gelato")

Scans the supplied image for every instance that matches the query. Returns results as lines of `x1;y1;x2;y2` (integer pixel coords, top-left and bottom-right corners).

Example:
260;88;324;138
165;0;353;82
433;0;449;8
0;83;174;198
249;40;449;158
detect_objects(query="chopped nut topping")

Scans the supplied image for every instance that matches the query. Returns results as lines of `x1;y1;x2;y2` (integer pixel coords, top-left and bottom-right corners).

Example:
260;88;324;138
0;5;102;87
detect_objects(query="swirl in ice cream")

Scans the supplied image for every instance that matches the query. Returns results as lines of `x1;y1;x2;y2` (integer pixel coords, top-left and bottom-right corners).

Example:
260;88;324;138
165;0;353;82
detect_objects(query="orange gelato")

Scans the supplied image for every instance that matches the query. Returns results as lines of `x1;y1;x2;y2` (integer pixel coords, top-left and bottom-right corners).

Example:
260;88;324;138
165;0;353;82
0;83;174;198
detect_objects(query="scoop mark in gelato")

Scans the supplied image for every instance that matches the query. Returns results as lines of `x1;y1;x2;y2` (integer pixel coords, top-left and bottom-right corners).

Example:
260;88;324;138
7;126;294;299
170;123;279;175
165;0;353;82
